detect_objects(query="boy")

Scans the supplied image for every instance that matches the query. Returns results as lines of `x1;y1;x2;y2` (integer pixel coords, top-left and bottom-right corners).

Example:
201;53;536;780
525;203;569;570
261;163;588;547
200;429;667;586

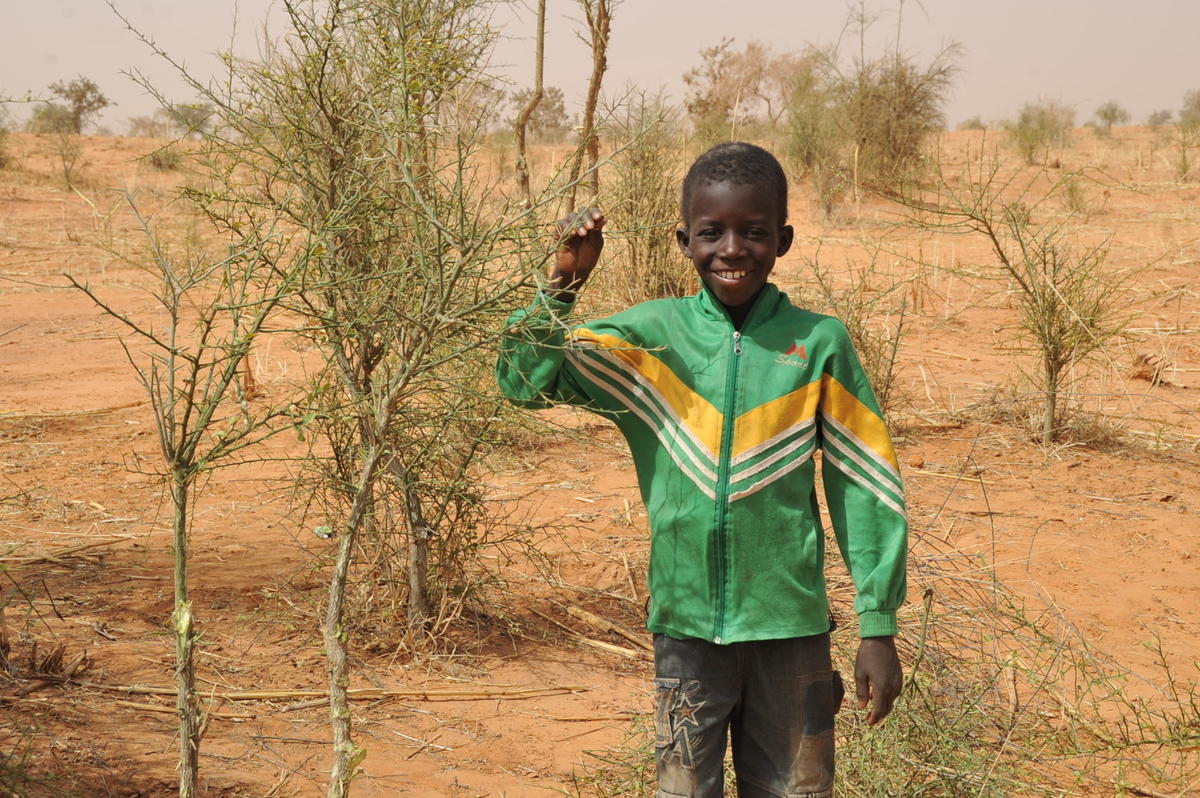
497;142;906;797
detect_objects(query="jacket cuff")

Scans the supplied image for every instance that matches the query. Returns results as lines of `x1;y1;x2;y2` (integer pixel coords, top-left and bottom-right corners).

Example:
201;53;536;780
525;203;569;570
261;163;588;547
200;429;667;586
858;610;897;638
535;290;576;315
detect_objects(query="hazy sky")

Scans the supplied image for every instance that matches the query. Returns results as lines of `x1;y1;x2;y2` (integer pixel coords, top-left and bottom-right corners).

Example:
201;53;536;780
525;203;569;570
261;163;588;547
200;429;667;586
3;0;1197;131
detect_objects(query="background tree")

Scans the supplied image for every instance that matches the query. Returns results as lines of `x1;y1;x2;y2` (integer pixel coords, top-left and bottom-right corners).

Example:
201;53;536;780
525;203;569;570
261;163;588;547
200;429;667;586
510;85;570;141
0;109;8;169
513;0;546;206
1175;88;1200;179
26;104;75;134
168;102;215;138
1006;98;1075;165
1093;100;1129;134
1147;109;1173;126
681;37;738;144
563;0;611;211
833;46;959;188
47;76;111;134
682;39;802;145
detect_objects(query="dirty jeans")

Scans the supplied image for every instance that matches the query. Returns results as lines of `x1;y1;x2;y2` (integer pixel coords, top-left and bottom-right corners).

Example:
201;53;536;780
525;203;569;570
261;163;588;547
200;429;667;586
653;632;839;798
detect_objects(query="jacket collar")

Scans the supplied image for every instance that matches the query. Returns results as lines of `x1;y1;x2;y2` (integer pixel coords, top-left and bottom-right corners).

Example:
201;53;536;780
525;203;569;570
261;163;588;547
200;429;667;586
694;282;785;329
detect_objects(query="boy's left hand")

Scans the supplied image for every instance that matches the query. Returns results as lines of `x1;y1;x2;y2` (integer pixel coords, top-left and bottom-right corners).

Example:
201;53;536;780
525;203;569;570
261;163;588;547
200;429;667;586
854;636;903;725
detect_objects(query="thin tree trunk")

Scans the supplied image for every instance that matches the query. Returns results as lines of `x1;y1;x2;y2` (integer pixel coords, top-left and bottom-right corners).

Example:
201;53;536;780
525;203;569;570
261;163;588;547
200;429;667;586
324;442;386;798
172;471;200;798
564;0;610;214
389;461;430;625
513;0;546;208
1042;356;1057;445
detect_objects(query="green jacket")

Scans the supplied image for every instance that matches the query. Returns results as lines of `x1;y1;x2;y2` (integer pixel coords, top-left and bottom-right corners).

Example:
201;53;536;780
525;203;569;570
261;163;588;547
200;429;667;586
497;283;907;643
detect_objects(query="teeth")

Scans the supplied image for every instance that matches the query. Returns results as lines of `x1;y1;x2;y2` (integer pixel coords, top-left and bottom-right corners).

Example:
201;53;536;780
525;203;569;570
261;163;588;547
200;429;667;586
717;270;750;279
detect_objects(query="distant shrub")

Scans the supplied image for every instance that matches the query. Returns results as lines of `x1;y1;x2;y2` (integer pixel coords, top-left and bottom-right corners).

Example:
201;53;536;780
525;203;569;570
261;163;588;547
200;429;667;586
957;115;987;130
1147;109;1173;126
1175;89;1200;180
1006;99;1075;165
1092;100;1129;135
836;48;959;187
167;102;215;138
0;119;9;169
1062;174;1087;214
126;113;174;138
779;42;958;216
1181;89;1200;130
147;145;182;170
780;50;838;174
26;103;75;134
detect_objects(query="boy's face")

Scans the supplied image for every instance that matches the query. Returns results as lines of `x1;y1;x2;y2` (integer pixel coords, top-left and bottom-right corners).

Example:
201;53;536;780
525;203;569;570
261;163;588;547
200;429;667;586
676;180;793;319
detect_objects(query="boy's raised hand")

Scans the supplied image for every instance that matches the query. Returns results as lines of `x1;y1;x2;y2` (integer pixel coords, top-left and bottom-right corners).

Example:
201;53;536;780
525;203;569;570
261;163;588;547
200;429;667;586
855;636;903;725
548;208;605;301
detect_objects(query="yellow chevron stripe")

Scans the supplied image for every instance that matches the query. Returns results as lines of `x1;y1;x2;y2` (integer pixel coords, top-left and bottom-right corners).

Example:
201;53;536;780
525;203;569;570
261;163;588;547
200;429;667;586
573;329;723;458
732;379;822;459
820;375;899;470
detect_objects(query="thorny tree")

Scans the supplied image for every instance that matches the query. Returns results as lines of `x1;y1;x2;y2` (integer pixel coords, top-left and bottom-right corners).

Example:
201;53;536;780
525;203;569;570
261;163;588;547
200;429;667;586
115;1;591;794
68;198;299;798
900;150;1133;444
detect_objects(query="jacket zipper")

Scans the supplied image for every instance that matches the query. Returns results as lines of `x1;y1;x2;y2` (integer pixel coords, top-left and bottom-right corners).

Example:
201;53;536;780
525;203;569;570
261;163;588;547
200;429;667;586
713;329;742;643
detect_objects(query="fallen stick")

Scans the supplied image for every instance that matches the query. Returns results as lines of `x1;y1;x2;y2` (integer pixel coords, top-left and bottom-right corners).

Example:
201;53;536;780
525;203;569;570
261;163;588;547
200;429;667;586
115;699;255;720
575;636;652;662
0;401;147;422
528;608;652;662
567;606;653;652
0;536;134;568
80;682;589;702
907;470;994;486
1116;784;1178;798
279;697;330;712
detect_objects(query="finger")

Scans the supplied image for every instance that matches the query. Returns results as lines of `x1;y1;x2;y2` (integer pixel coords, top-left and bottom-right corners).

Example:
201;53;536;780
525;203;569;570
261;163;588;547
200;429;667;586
867;688;897;725
868;674;902;725
855;671;871;711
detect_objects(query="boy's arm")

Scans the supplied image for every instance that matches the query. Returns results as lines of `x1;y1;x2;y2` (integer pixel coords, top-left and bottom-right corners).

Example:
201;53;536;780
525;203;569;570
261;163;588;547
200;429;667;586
496;209;606;407
817;319;908;725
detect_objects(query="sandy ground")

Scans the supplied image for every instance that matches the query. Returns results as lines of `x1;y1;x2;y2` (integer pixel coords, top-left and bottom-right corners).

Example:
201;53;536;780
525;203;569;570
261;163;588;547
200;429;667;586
1;129;1198;796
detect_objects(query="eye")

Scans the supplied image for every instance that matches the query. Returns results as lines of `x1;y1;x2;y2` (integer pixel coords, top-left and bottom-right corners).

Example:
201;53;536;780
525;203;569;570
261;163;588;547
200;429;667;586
697;227;721;239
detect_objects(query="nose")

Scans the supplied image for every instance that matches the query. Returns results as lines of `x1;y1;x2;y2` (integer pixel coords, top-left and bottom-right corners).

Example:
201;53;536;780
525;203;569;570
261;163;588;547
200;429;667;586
718;230;743;258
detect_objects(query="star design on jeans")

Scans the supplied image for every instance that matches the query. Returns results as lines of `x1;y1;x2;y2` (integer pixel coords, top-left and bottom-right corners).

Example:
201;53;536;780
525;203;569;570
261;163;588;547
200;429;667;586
673;691;702;727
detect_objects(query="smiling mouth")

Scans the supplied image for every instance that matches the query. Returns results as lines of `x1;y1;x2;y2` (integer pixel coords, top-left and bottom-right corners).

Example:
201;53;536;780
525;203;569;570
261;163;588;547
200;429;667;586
713;269;754;280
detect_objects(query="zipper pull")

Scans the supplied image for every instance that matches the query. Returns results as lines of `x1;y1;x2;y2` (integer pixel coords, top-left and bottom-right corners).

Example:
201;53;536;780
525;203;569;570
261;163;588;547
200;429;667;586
732;330;742;356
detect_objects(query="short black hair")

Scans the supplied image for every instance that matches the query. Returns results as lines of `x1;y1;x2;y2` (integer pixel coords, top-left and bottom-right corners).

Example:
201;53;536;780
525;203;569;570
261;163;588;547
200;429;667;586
681;141;788;225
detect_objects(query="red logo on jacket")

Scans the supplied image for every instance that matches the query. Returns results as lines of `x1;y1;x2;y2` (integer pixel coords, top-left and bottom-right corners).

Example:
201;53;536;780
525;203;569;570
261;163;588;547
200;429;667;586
775;343;808;367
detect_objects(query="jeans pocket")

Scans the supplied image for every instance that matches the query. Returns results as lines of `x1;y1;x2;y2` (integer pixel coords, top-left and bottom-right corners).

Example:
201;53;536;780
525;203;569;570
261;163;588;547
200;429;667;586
653;677;680;748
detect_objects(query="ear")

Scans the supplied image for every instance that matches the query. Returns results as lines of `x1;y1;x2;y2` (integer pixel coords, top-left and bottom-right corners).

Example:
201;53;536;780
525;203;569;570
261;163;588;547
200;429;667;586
675;226;692;258
777;225;794;257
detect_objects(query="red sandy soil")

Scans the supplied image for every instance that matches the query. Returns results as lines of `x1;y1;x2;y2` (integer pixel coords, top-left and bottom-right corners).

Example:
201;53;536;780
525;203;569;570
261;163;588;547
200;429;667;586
1;130;1197;796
